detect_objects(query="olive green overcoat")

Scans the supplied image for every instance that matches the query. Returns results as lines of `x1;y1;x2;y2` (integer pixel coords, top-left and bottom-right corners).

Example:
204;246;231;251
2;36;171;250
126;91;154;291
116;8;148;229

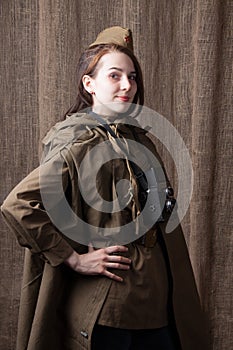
1;112;210;350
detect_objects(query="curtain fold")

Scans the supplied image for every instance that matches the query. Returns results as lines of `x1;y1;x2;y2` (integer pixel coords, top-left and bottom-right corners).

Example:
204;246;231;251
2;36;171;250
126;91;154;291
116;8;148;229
0;1;232;349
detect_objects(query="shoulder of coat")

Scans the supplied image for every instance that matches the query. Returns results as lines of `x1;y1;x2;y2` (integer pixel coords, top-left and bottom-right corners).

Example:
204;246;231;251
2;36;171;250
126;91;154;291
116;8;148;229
42;112;97;146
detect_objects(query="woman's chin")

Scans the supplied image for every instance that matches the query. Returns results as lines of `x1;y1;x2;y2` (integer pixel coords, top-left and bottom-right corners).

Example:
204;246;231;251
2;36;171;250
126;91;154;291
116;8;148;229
92;102;133;117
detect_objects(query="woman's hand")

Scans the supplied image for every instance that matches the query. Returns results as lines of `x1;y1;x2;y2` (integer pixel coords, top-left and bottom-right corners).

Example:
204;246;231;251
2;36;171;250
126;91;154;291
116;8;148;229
64;245;131;282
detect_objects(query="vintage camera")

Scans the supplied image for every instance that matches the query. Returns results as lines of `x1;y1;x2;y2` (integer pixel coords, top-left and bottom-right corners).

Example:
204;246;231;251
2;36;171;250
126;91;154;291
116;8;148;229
135;167;176;225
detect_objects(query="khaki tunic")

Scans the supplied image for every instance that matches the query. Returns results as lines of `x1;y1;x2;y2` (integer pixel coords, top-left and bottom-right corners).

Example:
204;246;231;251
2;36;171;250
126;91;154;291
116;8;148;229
1;112;210;350
97;241;169;329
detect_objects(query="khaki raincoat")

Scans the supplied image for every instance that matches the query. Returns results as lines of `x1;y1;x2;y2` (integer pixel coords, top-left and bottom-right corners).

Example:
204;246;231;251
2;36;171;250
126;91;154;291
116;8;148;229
1;112;210;350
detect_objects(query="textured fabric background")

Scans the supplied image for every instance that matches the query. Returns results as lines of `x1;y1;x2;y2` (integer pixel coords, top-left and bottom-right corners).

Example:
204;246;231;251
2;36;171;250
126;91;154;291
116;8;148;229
0;1;232;349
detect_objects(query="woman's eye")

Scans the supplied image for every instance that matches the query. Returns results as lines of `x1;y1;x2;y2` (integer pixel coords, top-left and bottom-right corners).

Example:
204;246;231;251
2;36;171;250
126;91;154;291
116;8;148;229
110;73;119;79
129;75;136;81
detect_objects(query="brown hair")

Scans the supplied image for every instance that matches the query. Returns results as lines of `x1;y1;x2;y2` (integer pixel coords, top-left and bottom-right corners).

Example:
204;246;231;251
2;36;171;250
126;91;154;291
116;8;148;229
64;44;144;117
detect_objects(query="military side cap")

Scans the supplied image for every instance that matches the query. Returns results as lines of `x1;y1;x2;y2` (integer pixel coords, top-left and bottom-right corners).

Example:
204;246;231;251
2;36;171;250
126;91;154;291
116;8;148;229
89;26;133;52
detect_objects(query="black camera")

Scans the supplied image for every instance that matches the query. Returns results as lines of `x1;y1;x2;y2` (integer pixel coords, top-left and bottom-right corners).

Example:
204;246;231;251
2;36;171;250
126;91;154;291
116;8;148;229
135;167;176;225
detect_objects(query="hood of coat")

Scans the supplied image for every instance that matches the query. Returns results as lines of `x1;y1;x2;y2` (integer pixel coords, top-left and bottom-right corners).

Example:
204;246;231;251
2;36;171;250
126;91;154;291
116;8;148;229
41;112;147;164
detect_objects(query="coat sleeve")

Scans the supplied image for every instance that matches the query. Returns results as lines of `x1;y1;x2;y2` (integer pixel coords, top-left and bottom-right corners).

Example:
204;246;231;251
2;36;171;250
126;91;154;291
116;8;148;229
1;153;74;266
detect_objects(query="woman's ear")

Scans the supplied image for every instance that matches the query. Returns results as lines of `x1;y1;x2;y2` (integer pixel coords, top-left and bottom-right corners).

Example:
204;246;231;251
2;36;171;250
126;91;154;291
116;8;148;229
82;75;94;94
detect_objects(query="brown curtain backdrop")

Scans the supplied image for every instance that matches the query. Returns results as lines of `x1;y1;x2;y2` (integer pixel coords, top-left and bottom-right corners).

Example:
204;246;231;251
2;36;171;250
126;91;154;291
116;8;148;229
0;1;232;349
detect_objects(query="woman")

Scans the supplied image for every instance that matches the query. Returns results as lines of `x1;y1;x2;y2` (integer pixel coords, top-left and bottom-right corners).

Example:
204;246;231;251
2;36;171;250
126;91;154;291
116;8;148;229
1;27;209;350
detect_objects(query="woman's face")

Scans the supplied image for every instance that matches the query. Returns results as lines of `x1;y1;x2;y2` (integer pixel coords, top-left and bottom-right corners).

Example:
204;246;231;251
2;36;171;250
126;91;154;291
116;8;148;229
83;52;137;116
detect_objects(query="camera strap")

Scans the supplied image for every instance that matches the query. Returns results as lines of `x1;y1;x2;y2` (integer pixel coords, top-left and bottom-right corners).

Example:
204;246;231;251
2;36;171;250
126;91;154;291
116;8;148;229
88;111;148;191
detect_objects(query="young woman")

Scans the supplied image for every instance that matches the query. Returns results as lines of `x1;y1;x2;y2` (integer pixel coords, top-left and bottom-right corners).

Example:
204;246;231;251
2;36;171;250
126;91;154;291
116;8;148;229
1;27;209;350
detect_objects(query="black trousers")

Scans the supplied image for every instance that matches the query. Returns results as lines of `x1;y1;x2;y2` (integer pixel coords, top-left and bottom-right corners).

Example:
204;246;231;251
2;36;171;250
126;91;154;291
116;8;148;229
91;325;181;350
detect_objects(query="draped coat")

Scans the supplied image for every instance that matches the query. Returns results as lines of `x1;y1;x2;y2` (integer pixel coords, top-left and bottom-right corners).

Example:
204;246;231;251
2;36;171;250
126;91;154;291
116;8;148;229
1;112;210;350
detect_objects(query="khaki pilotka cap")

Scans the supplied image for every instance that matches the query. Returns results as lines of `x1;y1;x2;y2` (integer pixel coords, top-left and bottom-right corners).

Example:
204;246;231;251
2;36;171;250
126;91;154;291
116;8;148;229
89;26;134;52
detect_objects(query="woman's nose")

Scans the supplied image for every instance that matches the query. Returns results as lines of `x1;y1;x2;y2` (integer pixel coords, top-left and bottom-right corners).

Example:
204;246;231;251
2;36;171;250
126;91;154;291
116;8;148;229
120;76;131;91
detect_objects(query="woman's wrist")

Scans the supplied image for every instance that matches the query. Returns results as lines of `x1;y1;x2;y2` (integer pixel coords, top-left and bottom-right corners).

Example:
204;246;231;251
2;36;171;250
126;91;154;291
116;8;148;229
64;250;80;271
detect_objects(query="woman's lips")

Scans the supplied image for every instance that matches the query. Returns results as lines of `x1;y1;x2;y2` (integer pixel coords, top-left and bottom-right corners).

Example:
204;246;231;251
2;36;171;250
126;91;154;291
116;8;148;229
117;96;130;102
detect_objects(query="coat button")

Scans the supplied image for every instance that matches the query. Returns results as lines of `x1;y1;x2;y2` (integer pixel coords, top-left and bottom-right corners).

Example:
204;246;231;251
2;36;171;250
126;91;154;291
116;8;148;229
80;330;88;339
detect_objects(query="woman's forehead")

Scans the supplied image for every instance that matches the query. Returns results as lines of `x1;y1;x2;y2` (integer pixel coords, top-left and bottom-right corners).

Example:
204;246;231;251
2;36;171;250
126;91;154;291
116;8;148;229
97;51;135;71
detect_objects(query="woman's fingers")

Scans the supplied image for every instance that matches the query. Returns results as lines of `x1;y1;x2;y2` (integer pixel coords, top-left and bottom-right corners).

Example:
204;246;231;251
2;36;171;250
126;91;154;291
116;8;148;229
105;245;128;254
104;261;130;270
66;245;131;282
103;269;124;282
106;254;131;265
88;244;131;265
